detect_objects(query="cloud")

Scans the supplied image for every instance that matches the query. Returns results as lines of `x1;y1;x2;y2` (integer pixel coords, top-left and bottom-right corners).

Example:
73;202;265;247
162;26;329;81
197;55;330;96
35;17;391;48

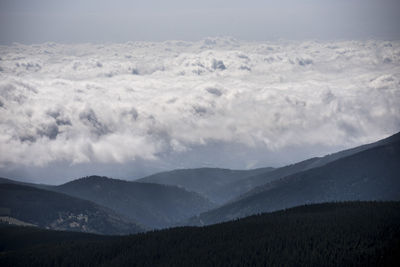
79;108;110;137
206;87;223;97
0;38;399;172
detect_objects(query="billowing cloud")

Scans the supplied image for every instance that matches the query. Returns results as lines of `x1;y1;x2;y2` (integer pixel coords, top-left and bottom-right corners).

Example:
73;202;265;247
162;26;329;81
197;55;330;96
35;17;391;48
0;38;399;173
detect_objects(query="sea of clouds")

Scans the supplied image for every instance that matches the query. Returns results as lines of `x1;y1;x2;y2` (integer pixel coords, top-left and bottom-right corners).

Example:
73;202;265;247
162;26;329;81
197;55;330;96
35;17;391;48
0;37;399;181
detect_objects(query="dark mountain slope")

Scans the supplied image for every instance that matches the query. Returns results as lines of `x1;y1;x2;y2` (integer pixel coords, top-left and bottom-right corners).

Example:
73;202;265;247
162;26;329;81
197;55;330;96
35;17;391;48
0;177;30;185
1;201;399;267
191;139;400;225
229;132;400;198
0;177;53;190
137;167;274;204
0;224;110;252
228;157;321;199
0;183;142;235
306;131;400;169
54;176;215;229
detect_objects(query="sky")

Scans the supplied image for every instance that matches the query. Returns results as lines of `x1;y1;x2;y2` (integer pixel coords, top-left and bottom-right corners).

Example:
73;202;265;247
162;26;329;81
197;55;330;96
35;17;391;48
0;1;399;184
0;0;400;44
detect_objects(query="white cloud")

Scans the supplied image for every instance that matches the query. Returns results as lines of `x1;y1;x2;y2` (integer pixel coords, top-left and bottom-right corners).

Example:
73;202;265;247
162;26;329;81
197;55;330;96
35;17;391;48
0;38;399;169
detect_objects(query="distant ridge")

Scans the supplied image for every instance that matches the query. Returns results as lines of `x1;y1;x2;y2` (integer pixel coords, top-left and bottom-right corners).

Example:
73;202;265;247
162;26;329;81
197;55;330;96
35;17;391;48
0;183;143;235
1;132;399;230
54;175;215;228
226;132;400;200
137;167;275;204
189;132;400;225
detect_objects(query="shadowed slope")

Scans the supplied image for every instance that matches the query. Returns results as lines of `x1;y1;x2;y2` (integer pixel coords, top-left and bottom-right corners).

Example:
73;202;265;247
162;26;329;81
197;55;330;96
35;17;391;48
191;136;400;225
0;183;143;235
137;167;274;204
55;176;215;228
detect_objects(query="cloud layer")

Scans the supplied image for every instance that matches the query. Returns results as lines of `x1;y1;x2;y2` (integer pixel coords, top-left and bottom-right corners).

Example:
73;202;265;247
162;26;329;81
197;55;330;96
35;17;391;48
0;38;399;175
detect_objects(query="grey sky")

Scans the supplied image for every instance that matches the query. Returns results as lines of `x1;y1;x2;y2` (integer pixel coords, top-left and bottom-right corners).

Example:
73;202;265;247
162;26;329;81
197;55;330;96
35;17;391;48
1;0;400;44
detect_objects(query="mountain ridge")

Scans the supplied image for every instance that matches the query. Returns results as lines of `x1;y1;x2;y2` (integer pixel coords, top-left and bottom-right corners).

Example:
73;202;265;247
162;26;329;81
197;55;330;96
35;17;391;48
136;167;275;204
189;135;400;225
225;132;400;201
54;175;216;228
0;183;143;235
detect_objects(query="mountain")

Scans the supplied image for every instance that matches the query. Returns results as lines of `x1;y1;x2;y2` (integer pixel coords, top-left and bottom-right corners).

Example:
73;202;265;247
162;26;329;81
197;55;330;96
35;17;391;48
136;167;275;204
137;133;400;204
0;183;143;235
1;201;399;267
190;134;400;225
227;132;400;199
54;176;215;228
0;177;31;186
0;177;53;190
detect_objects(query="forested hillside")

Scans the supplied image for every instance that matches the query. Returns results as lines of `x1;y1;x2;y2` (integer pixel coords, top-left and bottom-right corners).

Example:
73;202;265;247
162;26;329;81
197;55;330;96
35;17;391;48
1;202;399;267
